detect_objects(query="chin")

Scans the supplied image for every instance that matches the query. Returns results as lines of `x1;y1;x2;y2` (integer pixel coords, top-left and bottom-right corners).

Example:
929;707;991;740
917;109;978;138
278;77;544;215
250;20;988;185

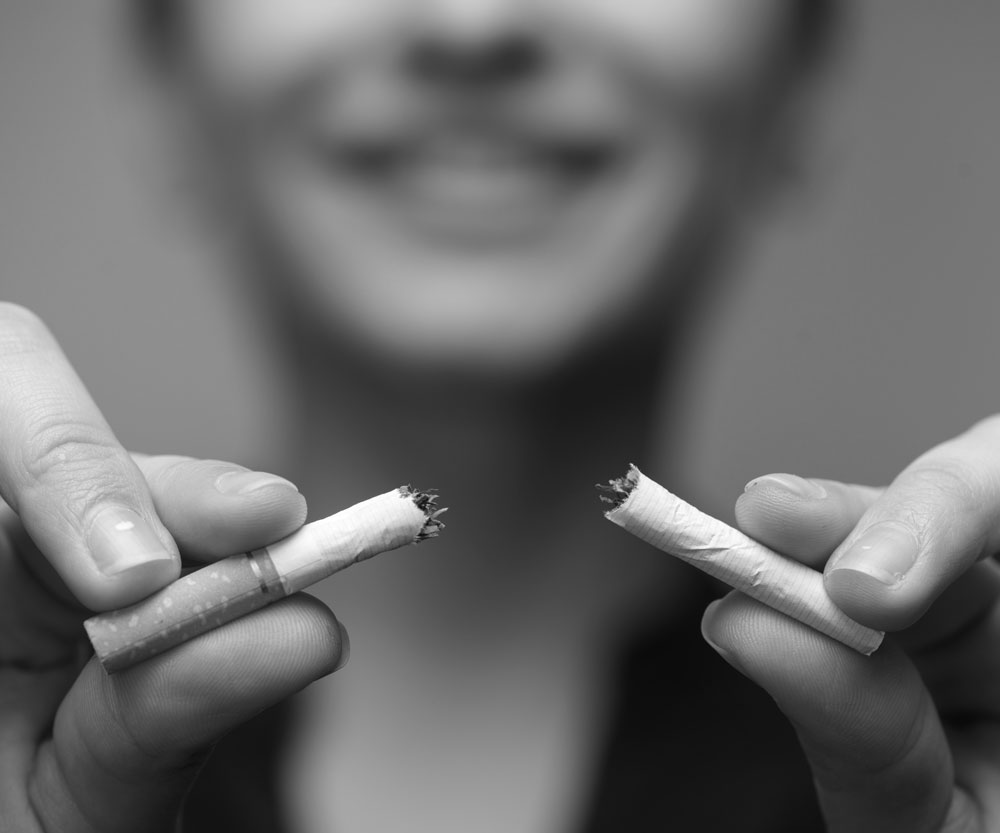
294;265;629;381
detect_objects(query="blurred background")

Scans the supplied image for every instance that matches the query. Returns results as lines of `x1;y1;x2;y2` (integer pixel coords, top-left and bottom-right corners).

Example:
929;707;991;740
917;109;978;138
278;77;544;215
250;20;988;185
0;1;997;512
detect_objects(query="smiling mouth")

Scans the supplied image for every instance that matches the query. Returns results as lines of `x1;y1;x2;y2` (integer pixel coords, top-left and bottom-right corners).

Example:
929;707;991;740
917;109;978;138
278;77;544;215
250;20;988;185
310;129;627;244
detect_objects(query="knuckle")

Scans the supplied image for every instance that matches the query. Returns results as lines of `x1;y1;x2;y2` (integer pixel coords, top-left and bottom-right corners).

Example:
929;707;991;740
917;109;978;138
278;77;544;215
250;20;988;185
967;413;1000;438
0;301;44;329
21;418;131;497
0;302;53;356
890;455;1000;560
899;456;981;509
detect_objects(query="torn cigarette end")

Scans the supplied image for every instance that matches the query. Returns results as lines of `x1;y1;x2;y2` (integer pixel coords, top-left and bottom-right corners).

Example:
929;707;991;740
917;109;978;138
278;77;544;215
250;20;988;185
596;467;640;510
599;465;883;656
85;486;445;673
400;485;447;541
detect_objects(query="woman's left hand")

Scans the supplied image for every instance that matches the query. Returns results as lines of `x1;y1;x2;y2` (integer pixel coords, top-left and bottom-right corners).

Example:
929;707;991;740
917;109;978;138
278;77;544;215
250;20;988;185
702;416;1000;832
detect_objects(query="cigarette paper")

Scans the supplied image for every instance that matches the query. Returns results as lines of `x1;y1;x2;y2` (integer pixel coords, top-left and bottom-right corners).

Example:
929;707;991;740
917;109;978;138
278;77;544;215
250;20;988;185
599;466;883;655
85;486;445;673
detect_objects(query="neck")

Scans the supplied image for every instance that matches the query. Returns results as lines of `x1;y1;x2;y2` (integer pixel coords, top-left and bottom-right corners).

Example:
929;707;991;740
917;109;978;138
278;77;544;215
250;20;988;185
277;333;667;521
237;204;734;519
273;335;695;642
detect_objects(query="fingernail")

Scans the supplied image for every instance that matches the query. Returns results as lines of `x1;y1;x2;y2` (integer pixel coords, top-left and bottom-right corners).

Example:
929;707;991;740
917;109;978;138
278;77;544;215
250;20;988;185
215;470;299;496
701;602;747;677
744;473;827;499
87;507;176;576
334;619;351;672
828;522;919;587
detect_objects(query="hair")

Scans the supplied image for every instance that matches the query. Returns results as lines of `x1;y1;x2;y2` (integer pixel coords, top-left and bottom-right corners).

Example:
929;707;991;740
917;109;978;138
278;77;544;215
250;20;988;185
133;0;840;77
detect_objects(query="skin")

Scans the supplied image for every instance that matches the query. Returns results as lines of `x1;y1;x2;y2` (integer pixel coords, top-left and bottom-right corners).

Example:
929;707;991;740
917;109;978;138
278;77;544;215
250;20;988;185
0;303;343;832
705;422;1000;832
172;0;792;376
1;1;998;831
164;3;800;825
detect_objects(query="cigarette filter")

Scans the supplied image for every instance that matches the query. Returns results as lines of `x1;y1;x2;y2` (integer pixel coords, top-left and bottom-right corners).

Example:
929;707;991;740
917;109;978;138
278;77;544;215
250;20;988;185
599;466;883;655
85;486;445;673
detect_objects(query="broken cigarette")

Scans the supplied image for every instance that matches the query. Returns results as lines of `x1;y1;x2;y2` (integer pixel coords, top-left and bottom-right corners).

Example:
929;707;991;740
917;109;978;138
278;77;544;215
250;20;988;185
85;486;445;673
599;466;883;655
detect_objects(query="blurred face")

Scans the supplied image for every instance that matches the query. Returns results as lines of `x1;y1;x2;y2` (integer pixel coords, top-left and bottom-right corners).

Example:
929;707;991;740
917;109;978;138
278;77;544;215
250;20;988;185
175;0;792;376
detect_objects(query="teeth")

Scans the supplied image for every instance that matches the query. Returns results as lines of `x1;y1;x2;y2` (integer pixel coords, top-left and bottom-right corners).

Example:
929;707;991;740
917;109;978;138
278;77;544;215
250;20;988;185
420;139;535;171
406;161;548;199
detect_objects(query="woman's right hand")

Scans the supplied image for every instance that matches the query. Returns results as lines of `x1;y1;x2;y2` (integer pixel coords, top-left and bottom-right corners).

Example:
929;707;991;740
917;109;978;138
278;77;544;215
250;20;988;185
0;303;346;832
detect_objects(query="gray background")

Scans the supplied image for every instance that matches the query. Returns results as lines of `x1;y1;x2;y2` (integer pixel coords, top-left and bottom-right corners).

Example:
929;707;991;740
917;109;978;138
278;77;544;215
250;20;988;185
1;2;997;511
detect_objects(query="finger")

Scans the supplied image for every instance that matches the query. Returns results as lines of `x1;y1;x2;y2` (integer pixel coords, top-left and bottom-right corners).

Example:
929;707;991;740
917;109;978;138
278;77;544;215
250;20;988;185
824;416;1000;631
0;304;179;611
736;474;882;568
0;508;85;665
134;455;307;560
736;471;1000;654
30;594;346;833
896;561;1000;656
701;594;973;833
902;562;1000;715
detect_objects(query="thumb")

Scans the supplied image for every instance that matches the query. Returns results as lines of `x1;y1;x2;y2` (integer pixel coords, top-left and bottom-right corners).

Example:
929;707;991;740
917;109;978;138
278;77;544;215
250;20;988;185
35;595;344;833
701;593;970;833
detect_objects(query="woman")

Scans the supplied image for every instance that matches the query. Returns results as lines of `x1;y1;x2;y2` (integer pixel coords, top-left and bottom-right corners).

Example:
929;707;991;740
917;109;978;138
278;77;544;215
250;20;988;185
1;2;996;831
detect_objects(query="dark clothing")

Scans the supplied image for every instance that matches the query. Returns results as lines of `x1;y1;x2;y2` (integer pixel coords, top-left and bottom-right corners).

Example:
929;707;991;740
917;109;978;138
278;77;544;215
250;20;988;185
578;604;824;832
184;583;824;832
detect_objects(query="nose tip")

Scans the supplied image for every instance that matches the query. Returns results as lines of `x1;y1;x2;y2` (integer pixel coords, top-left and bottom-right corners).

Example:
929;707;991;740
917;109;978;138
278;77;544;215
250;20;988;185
405;33;546;88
